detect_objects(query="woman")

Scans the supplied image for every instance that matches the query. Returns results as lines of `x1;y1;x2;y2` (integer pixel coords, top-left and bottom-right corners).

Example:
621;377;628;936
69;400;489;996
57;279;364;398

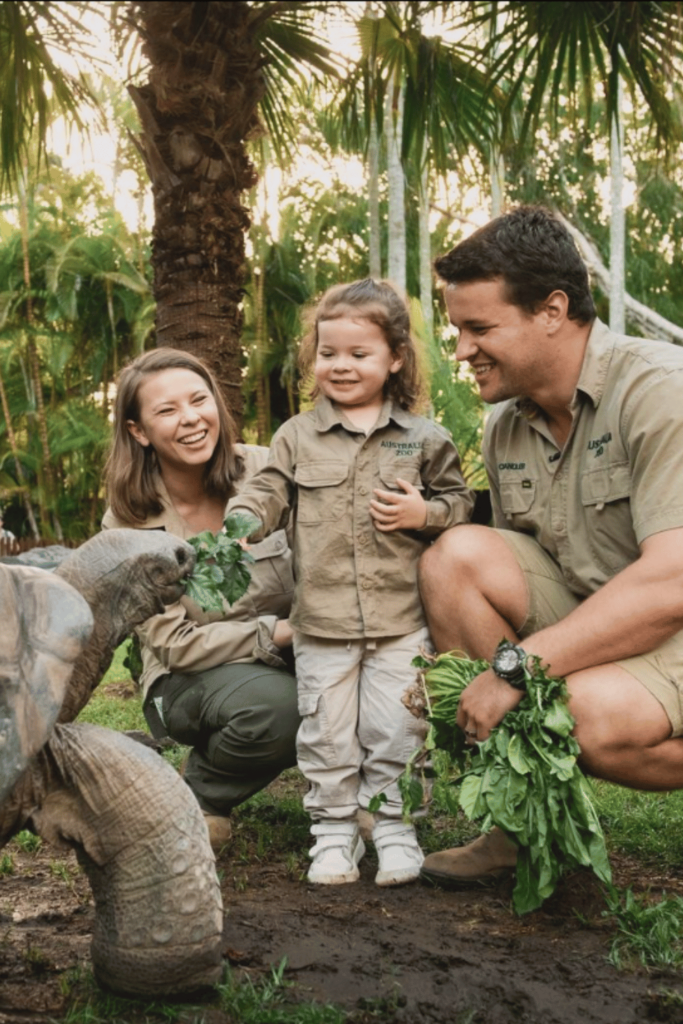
103;349;300;851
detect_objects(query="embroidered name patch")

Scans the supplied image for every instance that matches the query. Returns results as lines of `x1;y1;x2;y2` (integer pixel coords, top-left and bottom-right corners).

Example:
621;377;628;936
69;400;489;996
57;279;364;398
498;462;526;470
587;432;612;457
380;441;423;454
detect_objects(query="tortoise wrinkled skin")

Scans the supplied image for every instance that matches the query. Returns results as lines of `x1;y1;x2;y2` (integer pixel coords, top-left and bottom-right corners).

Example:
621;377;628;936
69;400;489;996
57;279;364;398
0;531;224;996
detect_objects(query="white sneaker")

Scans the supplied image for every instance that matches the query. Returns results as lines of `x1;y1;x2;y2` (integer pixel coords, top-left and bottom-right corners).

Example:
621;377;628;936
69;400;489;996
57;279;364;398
372;819;424;887
307;822;366;884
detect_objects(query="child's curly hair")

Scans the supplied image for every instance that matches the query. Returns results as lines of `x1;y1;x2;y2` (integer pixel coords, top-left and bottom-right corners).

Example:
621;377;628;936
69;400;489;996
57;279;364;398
298;279;424;411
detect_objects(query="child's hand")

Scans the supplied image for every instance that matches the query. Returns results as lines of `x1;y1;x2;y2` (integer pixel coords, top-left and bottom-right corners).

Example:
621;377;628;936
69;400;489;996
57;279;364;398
370;478;427;531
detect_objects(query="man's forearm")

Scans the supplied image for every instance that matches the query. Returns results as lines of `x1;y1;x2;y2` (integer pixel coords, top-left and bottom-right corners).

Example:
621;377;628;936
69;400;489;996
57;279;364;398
521;532;683;678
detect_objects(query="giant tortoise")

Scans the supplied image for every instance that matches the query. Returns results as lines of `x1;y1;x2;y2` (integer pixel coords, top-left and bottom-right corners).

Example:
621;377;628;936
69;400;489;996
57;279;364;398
0;529;224;996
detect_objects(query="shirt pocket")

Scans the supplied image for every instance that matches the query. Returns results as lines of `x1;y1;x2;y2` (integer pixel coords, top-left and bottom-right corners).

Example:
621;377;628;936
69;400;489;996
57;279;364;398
499;475;537;525
580;462;636;572
248;529;293;608
378;456;424;492
294;461;349;523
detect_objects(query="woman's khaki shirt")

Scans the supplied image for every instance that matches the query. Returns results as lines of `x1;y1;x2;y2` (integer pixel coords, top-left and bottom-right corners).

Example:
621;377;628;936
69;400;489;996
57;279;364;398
102;445;294;700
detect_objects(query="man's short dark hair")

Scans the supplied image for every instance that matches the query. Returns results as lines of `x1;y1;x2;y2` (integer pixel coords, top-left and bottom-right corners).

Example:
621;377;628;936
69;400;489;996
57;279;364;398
434;206;596;325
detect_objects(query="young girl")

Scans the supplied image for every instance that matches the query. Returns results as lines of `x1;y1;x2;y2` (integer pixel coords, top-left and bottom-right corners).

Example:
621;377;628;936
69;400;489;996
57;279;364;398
231;279;473;886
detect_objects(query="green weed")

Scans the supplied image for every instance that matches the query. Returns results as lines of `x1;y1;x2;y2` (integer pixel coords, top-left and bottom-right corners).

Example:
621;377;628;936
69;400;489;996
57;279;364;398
605;886;683;970
216;957;345;1024
0;852;14;876
12;830;42;854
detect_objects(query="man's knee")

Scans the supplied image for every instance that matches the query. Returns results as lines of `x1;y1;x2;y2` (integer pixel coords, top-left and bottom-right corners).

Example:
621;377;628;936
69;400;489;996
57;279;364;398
419;524;502;595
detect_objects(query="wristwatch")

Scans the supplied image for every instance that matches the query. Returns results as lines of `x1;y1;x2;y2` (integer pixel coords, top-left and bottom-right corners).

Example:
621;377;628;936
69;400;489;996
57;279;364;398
491;639;528;690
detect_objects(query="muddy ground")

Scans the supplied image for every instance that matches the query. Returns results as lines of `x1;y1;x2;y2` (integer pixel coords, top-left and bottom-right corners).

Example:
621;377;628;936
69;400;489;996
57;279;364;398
3;787;683;1024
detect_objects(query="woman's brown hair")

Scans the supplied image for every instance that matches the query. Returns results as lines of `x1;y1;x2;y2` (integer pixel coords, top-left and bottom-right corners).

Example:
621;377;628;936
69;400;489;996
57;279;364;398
105;349;244;525
298;279;425;411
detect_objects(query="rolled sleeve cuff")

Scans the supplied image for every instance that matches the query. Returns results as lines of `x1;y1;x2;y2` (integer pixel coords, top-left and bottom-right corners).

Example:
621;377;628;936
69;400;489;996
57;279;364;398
255;616;287;668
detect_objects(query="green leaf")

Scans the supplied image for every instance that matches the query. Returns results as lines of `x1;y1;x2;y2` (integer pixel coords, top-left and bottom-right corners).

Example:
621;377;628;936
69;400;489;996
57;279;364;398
223;511;262;540
185;515;256;611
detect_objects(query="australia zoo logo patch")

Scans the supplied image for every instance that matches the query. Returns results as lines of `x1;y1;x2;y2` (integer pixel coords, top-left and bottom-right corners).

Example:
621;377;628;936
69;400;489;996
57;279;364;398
587;432;612;457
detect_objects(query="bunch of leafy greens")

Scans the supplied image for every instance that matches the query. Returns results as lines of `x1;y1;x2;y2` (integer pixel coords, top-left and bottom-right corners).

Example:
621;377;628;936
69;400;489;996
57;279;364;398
184;513;261;612
406;651;611;914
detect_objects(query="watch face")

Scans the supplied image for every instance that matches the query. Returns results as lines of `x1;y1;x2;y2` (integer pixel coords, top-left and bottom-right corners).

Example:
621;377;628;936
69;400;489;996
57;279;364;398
495;648;521;674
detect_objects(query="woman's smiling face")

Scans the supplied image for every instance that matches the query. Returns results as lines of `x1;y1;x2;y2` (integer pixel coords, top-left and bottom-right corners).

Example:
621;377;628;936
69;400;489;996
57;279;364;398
126;367;220;473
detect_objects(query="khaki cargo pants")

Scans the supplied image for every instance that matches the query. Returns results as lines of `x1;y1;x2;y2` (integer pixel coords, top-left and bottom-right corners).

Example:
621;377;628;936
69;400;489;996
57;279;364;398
293;628;431;821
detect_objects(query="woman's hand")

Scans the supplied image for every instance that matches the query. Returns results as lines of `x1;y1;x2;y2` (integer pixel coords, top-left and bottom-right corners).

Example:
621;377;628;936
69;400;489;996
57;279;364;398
273;619;294;648
370;478;427;531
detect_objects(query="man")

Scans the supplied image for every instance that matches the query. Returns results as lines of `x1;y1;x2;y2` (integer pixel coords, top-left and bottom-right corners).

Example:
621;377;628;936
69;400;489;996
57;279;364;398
419;205;683;886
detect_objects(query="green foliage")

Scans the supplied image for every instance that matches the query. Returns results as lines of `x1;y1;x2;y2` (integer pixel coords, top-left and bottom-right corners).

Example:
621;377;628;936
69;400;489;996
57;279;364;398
12;830;42;854
593;783;683;868
407;651;611;913
185;513;260;612
217;959;345;1024
75;680;146;734
606;887;683;971
0;852;14;875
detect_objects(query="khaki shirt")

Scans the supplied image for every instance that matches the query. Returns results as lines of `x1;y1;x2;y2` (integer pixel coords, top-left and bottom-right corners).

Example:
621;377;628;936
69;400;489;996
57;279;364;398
102;445;294;699
230;397;474;639
484;318;683;598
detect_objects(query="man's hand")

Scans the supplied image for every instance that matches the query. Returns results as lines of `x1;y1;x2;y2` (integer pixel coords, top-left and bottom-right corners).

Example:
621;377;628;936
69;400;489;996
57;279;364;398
456;667;524;742
370;478;427;531
272;619;294;648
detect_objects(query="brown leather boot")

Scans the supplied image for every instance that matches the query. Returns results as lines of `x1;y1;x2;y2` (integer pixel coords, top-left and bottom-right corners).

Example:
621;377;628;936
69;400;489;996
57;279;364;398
202;812;232;854
420;827;518;888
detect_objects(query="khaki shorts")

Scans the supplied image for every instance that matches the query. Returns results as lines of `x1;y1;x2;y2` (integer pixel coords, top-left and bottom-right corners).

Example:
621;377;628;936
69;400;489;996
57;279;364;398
497;529;683;736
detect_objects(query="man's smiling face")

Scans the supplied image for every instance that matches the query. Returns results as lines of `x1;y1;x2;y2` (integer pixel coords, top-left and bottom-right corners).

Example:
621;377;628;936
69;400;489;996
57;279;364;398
445;277;550;405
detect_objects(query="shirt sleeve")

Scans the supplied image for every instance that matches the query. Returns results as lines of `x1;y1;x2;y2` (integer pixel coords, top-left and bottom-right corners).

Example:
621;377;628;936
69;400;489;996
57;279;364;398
229;423;297;541
419;424;475;535
624;369;683;543
136;601;285;677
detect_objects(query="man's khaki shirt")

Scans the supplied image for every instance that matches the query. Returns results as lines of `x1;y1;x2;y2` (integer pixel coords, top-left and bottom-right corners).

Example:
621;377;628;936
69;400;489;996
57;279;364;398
231;397;474;639
484;318;683;598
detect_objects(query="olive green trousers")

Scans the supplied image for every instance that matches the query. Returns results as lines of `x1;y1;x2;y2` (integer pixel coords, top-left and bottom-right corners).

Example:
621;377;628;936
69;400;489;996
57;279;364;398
144;661;300;815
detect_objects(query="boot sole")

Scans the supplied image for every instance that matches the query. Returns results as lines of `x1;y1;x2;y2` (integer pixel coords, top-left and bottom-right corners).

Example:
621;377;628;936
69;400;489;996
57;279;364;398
420;865;513;890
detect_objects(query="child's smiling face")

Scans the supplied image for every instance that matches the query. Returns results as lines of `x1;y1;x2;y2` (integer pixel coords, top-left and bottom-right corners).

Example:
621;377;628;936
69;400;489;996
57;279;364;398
314;317;403;415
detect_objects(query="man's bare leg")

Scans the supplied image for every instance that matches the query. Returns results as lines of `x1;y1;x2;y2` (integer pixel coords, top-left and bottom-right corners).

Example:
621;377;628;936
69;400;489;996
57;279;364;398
418;525;529;657
419;526;683;885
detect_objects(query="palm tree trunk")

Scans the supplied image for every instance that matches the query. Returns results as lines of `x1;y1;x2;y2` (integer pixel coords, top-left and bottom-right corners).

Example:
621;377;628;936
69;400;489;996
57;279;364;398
129;1;269;431
368;112;382;280
418;160;433;341
386;74;406;294
610;77;625;334
18;177;62;540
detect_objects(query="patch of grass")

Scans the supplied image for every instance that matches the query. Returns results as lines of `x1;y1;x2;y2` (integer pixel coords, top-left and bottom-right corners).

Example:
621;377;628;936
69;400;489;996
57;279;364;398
101;641;133;685
217;958;345;1024
0;853;14;876
56;959;346;1024
605;886;683;970
232;769;311;859
12;830;42;854
594;782;683;868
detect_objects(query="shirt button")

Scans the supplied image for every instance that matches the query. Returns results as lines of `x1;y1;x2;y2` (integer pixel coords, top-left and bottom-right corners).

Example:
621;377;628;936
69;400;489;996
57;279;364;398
358;534;368;545
359;486;368;495
362;579;372;590
362;443;369;450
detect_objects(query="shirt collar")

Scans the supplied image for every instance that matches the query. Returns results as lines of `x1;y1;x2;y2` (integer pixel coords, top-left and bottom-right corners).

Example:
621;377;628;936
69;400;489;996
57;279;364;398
573;318;615;408
312;394;413;433
514;317;614;420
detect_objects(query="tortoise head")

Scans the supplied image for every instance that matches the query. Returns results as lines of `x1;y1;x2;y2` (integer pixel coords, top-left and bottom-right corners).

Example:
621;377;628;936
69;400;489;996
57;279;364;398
55;529;196;635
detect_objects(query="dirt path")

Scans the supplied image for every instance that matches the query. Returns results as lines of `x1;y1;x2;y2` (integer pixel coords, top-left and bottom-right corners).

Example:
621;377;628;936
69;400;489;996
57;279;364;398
2;833;683;1024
